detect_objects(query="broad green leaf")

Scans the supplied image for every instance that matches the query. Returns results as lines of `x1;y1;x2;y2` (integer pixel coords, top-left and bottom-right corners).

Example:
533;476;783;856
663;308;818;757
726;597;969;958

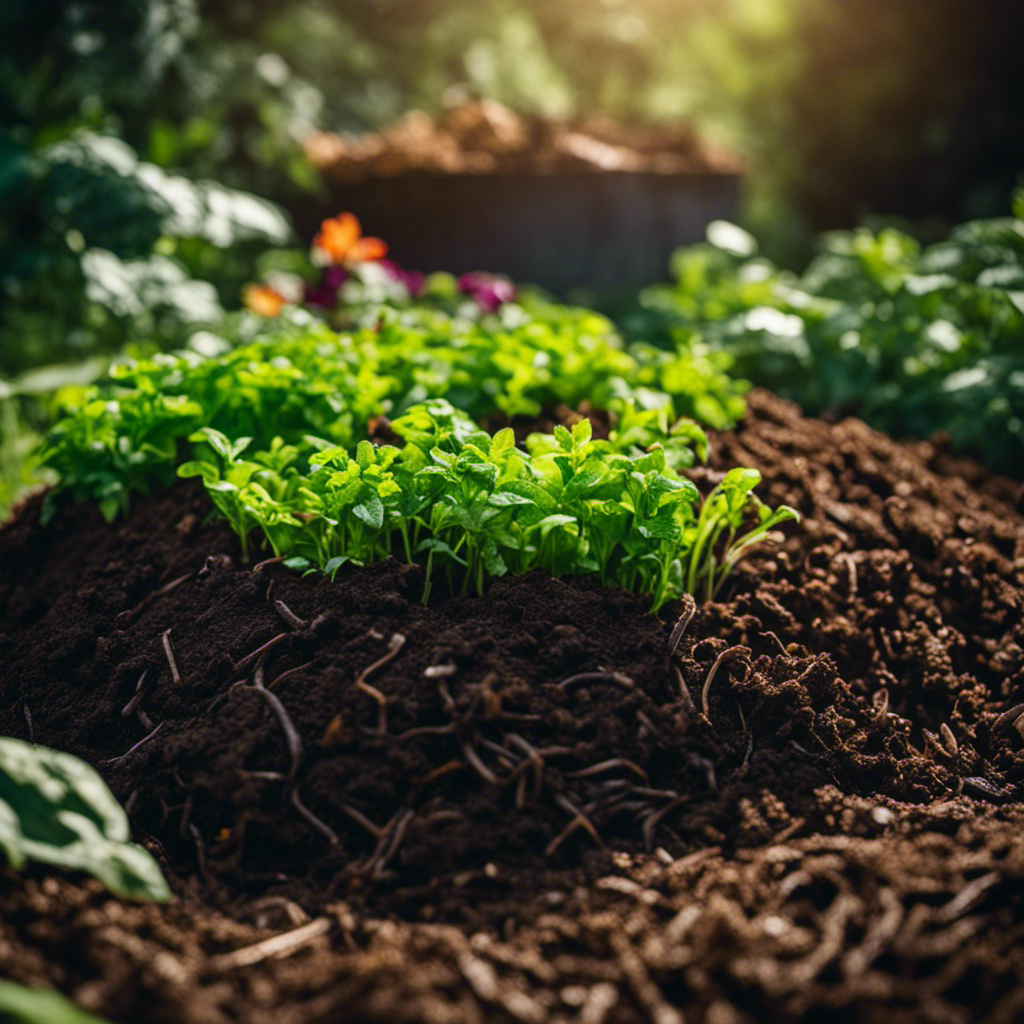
490;427;516;457
0;982;114;1024
0;737;170;901
190;426;231;459
571;417;593;445
553;424;573;452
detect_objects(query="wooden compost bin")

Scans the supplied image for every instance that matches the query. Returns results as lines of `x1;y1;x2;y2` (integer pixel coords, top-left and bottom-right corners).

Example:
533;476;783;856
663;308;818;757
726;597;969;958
302;168;742;296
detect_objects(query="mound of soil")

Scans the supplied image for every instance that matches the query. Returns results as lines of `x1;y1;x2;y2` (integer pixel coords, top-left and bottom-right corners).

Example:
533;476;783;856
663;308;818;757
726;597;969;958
304;99;742;183
2;390;1024;1023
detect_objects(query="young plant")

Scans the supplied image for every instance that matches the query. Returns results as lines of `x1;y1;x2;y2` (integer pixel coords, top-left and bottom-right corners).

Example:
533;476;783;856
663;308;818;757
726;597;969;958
176;427;262;560
685;468;800;601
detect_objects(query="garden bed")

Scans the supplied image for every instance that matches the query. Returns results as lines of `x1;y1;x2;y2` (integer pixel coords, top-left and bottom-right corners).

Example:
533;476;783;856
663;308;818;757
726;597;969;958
1;389;1023;1023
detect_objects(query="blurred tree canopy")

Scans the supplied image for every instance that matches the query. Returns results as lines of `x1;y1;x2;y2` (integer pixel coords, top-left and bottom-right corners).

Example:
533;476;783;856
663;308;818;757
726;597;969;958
2;0;1022;353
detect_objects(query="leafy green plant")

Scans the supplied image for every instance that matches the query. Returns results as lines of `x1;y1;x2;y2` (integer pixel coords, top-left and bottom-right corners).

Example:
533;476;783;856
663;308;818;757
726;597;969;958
0;736;170;902
37;286;749;520
177;399;796;611
624;211;1024;474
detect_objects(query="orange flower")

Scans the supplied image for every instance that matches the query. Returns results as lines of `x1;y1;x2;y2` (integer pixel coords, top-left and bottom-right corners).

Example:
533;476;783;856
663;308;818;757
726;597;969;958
313;211;388;264
243;283;287;317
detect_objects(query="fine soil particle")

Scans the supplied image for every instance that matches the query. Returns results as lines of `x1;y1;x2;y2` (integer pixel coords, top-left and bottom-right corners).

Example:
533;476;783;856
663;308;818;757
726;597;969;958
2;389;1023;1023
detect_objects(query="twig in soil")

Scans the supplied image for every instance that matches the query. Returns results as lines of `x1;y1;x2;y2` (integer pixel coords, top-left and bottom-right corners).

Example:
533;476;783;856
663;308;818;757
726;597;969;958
557;671;635;693
546;794;605;856
478;738;520;765
641;795;691;851
670;664;697;718
566;759;649;784
414;760;466;790
437;678;456;715
505;732;546;803
667;594;697;656
252;555;285;573
350;632;406;736
338;802;383;838
394;722;458;742
22;702;33;743
934;871;1000;924
701;646;750;719
290;788;339;844
121;669;154;731
273;599;309;631
354;679;390;736
459;734;500;785
368;808;414;879
101;722;166;766
835;552;858;600
253;659;304;790
209;917;333;971
118;573;192;626
424;810;465;827
636;710;661;740
161;629;181;685
267;660;313;691
232;633;291;678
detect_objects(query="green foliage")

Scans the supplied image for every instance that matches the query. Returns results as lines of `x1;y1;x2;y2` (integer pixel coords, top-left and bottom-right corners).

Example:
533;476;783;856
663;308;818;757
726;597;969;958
0;982;113;1024
176;399;795;611
0;736;170;902
625;214;1024;473
37;295;748;519
0;129;292;380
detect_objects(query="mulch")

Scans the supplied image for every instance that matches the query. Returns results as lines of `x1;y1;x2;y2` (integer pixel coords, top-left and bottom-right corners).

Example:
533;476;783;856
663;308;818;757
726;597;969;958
1;389;1023;1024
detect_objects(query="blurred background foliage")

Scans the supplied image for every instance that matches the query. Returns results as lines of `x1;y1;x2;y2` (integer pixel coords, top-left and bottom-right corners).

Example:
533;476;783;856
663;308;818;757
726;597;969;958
1;0;1023;509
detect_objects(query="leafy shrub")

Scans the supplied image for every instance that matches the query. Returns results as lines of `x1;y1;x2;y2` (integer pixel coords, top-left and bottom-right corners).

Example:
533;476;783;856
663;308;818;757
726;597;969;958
624;211;1024;473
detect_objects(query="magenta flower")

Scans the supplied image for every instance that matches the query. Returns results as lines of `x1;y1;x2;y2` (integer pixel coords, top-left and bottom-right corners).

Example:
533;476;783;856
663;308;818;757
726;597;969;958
303;265;351;308
379;259;426;297
458;272;515;313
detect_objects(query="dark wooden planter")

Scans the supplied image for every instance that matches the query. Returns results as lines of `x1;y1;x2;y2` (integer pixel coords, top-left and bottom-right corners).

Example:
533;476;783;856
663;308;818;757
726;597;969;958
300;169;742;296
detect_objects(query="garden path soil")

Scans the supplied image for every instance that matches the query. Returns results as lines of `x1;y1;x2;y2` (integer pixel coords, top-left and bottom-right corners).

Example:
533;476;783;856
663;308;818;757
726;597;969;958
2;390;1023;1023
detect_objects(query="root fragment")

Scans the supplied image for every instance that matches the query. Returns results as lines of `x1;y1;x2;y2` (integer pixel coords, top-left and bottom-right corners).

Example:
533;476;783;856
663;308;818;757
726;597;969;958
273;598;309;631
253;659;304;790
667;594;697;656
210;918;332;971
558;671;635;693
347;632;406;736
701;646;750;719
161;629;181;685
102;722;166;766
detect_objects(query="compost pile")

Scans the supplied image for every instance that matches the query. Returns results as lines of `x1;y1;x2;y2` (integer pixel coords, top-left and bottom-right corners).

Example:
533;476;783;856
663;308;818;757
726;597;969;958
2;390;1024;1024
304;98;742;182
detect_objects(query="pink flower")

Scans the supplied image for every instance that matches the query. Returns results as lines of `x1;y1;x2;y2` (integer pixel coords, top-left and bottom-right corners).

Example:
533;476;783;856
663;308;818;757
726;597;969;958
458;272;515;313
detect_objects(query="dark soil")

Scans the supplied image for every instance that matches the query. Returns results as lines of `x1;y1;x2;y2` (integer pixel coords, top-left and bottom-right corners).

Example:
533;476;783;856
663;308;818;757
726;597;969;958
2;389;1024;1023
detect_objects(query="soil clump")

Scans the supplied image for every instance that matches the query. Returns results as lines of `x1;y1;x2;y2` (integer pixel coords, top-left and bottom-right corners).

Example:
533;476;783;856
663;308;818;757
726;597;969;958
2;389;1023;1023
